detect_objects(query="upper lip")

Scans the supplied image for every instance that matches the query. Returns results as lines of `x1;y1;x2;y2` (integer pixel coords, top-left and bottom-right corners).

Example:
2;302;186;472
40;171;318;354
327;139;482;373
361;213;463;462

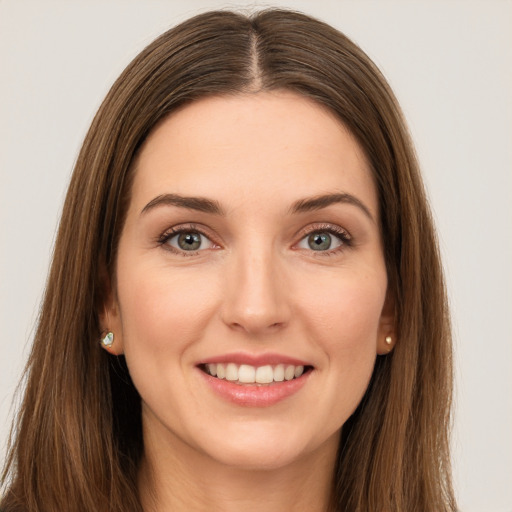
197;352;312;367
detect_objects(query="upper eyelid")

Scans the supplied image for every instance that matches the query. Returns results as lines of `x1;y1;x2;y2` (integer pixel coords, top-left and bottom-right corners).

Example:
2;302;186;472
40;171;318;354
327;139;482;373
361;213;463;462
159;223;215;240
296;223;351;239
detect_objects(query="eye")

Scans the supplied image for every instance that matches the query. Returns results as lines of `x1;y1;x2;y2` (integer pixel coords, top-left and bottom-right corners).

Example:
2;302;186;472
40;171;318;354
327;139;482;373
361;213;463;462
296;226;350;252
161;228;217;253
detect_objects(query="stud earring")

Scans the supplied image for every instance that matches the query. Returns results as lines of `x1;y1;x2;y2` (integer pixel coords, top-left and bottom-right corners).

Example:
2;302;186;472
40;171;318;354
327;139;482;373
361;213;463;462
100;331;114;348
385;336;393;346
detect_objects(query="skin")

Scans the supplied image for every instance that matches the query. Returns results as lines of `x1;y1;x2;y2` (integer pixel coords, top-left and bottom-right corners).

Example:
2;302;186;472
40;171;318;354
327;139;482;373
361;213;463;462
103;91;395;512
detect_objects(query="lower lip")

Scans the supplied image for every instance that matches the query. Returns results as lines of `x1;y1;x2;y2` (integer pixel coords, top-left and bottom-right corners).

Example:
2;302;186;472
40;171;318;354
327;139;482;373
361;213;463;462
198;369;311;407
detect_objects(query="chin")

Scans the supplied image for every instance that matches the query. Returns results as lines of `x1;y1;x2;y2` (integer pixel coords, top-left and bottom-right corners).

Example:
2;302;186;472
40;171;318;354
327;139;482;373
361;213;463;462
210;444;308;472
198;423;338;472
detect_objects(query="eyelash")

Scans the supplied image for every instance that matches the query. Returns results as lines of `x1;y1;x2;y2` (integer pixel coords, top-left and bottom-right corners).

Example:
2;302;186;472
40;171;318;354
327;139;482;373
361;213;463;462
157;223;352;256
297;223;353;255
157;224;216;256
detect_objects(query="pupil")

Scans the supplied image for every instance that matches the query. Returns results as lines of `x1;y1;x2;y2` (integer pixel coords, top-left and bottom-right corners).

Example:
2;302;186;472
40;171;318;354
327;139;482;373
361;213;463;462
178;232;201;250
308;233;331;251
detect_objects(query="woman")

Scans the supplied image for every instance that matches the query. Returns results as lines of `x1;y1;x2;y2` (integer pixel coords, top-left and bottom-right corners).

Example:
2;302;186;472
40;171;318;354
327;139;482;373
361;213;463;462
0;9;456;512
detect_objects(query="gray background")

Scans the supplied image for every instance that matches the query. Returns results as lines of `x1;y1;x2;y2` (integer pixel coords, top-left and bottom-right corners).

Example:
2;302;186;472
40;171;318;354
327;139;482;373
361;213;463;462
1;1;511;510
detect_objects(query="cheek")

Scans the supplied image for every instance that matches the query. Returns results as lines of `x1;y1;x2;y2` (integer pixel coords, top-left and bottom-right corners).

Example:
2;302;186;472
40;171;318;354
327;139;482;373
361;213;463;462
281;267;387;442
116;261;220;356
299;269;386;348
298;268;386;397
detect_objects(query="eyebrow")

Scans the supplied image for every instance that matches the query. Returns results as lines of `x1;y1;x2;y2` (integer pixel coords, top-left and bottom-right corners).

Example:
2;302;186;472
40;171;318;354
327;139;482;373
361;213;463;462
141;194;224;216
140;191;374;222
290;193;374;222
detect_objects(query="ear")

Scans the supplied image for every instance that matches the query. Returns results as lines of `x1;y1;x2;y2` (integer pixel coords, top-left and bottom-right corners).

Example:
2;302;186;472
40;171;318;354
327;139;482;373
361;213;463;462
376;292;397;355
98;270;125;356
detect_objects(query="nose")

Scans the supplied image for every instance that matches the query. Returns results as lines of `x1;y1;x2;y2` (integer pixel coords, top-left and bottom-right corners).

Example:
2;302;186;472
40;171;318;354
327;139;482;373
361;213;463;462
220;245;290;336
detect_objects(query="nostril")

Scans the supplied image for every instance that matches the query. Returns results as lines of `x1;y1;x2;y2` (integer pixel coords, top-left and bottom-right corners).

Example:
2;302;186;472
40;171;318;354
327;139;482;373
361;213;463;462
227;319;286;333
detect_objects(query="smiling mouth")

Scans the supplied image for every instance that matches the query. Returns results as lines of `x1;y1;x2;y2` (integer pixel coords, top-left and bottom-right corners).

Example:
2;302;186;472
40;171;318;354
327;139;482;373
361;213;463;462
200;363;312;385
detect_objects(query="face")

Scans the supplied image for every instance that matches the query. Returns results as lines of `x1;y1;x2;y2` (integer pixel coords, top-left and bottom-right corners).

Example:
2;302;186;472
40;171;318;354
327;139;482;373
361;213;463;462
105;91;394;471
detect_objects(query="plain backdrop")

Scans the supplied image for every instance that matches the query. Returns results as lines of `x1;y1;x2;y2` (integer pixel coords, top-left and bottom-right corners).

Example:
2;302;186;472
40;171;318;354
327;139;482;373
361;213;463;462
1;1;511;510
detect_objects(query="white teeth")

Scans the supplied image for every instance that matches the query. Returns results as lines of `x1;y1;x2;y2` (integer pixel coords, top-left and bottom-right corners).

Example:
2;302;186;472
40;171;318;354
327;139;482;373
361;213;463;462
225;363;238;381
205;362;307;384
238;364;256;383
284;365;295;381
216;364;226;379
255;365;273;384
273;364;285;382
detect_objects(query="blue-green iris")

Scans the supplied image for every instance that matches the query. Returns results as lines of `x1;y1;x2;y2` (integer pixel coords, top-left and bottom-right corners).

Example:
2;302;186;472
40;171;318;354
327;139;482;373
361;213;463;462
178;232;202;250
308;233;332;251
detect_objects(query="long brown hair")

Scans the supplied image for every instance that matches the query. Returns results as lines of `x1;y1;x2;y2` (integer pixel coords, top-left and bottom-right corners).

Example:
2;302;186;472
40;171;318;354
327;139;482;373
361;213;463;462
1;9;456;511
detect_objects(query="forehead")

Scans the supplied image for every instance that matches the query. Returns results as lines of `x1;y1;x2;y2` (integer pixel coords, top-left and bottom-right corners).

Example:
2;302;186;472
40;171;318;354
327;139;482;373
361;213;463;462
130;91;377;217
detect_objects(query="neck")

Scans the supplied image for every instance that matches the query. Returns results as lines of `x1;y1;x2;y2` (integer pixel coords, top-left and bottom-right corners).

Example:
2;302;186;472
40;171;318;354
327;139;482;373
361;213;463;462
138;420;339;512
